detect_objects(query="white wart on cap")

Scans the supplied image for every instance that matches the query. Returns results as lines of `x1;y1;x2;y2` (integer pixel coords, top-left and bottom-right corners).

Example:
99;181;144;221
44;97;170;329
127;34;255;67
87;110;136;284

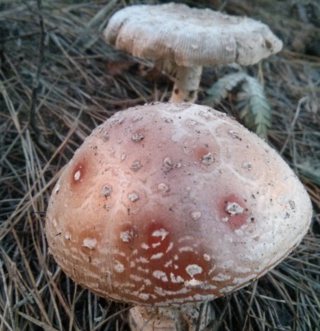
104;3;283;102
46;103;311;308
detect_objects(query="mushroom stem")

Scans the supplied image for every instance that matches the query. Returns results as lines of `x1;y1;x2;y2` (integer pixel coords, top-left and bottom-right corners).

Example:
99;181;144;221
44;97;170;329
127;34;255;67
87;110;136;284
169;66;203;103
129;302;213;331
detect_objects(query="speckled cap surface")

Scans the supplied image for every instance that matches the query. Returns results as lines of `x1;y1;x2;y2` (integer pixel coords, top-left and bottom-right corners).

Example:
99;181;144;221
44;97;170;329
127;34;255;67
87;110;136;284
46;103;312;306
104;3;283;67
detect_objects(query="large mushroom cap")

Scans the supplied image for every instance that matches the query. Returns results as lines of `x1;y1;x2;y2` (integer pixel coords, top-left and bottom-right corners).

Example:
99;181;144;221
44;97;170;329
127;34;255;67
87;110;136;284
104;3;283;67
46;103;312;306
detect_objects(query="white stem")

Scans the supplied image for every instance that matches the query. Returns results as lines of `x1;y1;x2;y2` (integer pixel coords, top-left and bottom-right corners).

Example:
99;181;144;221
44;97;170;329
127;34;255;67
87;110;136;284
129;302;213;331
169;66;203;103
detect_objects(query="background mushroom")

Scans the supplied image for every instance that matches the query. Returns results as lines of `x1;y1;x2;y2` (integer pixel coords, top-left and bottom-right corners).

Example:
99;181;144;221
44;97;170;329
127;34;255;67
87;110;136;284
46;103;312;330
104;3;283;102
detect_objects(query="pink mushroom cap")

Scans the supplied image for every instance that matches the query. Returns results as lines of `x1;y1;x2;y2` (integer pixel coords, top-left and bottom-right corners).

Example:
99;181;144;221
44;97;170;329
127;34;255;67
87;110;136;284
46;103;312;306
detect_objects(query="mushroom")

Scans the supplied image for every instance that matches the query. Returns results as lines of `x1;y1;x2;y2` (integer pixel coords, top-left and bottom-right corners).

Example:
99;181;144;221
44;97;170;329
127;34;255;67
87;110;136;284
104;3;283;102
46;103;312;330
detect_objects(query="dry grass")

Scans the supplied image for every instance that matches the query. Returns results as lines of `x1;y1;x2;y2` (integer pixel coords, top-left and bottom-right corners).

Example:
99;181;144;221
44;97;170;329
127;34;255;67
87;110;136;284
0;0;319;330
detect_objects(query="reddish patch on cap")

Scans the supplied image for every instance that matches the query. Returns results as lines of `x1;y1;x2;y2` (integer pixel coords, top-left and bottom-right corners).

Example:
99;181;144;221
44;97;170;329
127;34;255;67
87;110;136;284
116;218;213;296
194;146;211;161
71;162;87;186
143;222;210;289
219;194;250;231
145;222;171;249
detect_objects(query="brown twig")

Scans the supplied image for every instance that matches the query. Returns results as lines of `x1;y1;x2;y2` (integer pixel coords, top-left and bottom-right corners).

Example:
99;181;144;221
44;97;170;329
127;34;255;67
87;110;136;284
28;0;52;152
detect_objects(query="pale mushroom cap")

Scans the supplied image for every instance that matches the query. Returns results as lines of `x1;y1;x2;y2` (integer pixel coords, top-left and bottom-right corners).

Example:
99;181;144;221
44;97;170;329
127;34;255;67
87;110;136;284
46;103;312;306
104;3;283;67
